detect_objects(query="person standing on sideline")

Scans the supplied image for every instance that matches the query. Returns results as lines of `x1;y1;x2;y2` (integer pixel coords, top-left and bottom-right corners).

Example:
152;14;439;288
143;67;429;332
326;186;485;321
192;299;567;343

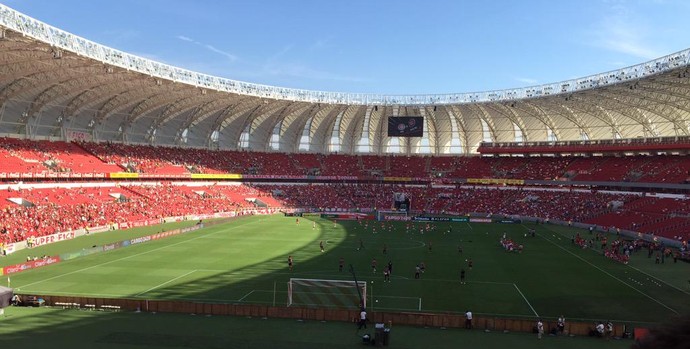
557;315;566;335
537;319;544;339
465;310;473;329
358;308;368;329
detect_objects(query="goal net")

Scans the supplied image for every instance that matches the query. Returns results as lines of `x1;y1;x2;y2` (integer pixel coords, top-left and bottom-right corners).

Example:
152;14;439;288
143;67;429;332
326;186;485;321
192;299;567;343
287;278;367;309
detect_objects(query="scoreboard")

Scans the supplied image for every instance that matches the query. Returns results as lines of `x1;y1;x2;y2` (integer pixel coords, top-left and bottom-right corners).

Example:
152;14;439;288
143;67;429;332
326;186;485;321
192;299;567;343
388;116;423;137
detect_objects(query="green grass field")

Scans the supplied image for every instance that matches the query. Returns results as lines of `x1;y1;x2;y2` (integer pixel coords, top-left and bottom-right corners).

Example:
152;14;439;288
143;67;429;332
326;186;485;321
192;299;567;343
0;215;690;348
4;214;690;327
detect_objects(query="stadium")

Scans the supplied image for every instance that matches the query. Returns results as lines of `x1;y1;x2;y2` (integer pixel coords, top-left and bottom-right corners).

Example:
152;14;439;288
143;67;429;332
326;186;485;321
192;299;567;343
0;3;689;348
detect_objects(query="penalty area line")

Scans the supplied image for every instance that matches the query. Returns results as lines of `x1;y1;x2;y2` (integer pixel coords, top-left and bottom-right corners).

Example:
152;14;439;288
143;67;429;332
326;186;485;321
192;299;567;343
238;290;256;302
513;283;539;317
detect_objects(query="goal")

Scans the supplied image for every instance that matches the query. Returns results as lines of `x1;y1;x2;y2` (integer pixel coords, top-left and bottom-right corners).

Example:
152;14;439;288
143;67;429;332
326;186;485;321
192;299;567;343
287;278;367;309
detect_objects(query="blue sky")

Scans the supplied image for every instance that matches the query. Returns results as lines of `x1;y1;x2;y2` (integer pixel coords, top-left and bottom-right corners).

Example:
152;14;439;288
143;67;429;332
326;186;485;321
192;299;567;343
3;0;690;94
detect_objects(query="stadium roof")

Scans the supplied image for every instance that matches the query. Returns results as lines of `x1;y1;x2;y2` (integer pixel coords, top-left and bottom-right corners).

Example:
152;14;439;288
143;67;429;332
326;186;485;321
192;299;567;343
2;4;690;155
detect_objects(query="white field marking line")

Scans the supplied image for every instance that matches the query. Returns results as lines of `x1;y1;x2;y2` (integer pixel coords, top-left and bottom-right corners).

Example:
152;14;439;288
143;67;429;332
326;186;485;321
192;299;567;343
17;290;127;298
513;283;539;317
135;270;197;297
536;230;679;315
466;222;473;230
238;290;255;302
18;219;257;289
543;226;690;297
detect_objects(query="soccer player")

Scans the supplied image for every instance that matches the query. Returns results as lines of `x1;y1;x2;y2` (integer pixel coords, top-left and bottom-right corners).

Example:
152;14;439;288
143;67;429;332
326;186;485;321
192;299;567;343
358;239;365;251
287;255;293;271
296;218;300;225
465;310;473;329
339;257;344;272
414;265;421;279
320;240;324;253
313;221;316;230
371;258;377;273
460;268;466;284
468;258;473;270
387;261;393;275
383;267;391;282
428;241;433;253
382;243;388;255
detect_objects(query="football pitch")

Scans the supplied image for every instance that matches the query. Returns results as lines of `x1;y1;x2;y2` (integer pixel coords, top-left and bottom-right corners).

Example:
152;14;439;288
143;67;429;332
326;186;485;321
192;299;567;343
4;215;690;326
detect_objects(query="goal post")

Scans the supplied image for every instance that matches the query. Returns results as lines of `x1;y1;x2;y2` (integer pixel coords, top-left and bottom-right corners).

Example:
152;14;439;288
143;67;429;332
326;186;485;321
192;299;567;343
287;278;367;309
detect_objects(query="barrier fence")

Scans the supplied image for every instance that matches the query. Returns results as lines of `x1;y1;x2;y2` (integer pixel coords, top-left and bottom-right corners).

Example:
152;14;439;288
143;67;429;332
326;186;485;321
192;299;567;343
19;294;629;337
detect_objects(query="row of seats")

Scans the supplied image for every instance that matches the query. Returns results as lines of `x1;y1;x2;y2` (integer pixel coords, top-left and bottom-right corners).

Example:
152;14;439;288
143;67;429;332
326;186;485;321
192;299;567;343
2;138;690;183
2;183;689;246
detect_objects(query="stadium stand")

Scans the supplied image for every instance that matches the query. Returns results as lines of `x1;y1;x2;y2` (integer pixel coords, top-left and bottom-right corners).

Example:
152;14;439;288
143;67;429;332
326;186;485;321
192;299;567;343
3;132;690;250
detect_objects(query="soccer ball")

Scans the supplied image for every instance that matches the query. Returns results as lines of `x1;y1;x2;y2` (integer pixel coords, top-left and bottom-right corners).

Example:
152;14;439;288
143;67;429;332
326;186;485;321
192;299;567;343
465;259;468;262
375;300;379;303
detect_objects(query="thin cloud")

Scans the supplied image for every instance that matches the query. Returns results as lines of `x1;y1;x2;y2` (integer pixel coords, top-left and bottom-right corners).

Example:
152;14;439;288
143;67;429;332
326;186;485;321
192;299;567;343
588;3;661;60
204;44;238;62
267;45;294;62
308;37;333;52
176;35;238;62
515;77;538;85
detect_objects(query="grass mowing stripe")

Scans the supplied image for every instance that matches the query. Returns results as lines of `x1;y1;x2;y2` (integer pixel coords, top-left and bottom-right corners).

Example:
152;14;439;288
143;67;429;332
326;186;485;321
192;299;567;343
135;270;198;296
17;217;257;290
513;283;539;317
533;227;679;315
